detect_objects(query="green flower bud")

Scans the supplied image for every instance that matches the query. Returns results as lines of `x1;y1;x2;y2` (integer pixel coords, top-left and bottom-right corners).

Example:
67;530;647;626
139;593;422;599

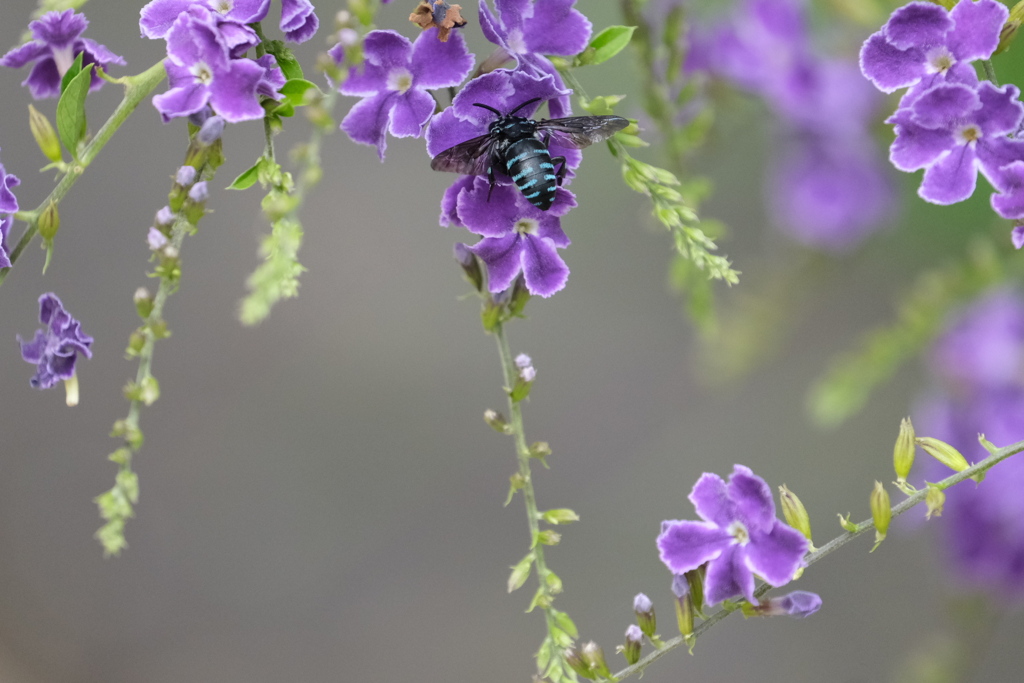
537;529;561;546
529;441;552;459
893;417;916;485
581;641;611;679
563;646;592;680
134;287;154;319
925;485;945;520
39;201;60;242
778;484;813;548
916;437;970;473
996;1;1024;54
541;508;580;525
483;409;509;433
870;481;891;552
28;104;62;163
633;593;656;638
622;624;643;665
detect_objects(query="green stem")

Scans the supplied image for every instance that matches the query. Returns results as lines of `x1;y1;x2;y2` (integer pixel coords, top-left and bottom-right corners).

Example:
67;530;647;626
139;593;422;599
0;59;167;286
494;320;564;672
982;59;999;86
610;436;1024;681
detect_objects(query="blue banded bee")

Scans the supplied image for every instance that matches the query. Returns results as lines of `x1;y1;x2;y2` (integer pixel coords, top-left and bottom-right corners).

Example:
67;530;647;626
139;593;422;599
430;98;629;211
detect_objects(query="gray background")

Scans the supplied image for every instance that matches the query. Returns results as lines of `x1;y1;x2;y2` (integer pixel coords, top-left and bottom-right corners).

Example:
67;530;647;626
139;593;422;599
0;1;1020;682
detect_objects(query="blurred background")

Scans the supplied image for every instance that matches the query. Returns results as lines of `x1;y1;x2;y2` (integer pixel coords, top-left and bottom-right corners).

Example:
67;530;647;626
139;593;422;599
0;1;1021;682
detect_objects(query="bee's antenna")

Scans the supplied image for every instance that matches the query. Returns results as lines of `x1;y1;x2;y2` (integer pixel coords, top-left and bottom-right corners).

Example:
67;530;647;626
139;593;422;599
509;97;542;116
472;102;503;117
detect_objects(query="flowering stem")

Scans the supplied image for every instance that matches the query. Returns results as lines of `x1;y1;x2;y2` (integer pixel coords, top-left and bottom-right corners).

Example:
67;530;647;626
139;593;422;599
0;59;167;287
609;436;1024;681
493;319;569;677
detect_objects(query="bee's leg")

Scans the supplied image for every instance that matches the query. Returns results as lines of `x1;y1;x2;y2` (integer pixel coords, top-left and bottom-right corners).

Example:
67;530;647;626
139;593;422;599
486;164;496;202
551;156;567;186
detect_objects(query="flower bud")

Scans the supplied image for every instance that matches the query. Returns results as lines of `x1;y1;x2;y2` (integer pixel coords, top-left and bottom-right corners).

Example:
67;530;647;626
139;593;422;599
134;287;154;319
175;165;197;187
893;417;916;484
925;485;945;520
537;529;561;546
196;115;225;146
563;646;592;680
633;593;656;638
483;409;509;433
453;243;483;292
28;104;62;163
529;441;552;459
39;201;60;242
147;227;169;251
581;641;611;679
916;437;970;473
155;206;176;227
753;591;822;618
870;481;891;551
126;329;146;356
778;484;813;547
188;180;209;203
683;568;705;615
622;624;643;665
63;373;79;407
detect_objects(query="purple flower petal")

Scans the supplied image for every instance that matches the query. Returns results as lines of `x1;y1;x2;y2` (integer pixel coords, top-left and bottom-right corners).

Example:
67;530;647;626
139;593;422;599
727;464;776;533
280;0;319;42
0;41;50;69
458;180;524;237
919;144;979;204
859;32;924;93
468;233;523;292
440;176;475;227
746;522;809;586
888;109;955;171
975;83;1024;136
947;0;1007;62
705;545;756;604
0;215;12;269
1013;227;1024;249
521;232;570;296
388;89;435;138
139;0;193;38
409;28;474;90
657;520;731;574
152;61;211;121
523;0;592;56
910;82;980;129
882;2;952;50
341;91;397;159
688;472;734;527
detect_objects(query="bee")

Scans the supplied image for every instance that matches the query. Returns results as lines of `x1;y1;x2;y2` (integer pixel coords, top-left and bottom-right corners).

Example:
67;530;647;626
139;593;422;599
430;97;629;211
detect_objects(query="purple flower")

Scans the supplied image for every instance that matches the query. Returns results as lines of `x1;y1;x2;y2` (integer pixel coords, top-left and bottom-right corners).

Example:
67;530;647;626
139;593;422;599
478;0;591;117
141;0;318;44
767;131;893;250
913;288;1024;600
860;0;1006;103
0;151;21;216
426;68;582;176
1013;226;1024;250
0;215;13;269
152;7;270;122
454;178;576;297
0;10;125;99
339;29;473;159
888;81;1024;204
18;293;94;389
754;590;822;618
657;465;809;606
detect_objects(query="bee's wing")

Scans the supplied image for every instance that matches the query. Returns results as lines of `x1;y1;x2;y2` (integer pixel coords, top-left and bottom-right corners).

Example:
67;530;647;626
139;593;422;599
430;133;494;175
537;116;629;150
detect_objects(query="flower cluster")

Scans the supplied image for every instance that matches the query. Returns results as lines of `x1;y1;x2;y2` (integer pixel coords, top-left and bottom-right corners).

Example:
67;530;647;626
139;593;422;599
915;289;1024;600
0;9;125;100
657;465;809;606
338;0;597;297
139;0;313;122
861;0;1024;247
690;0;892;250
18;293;94;390
0;150;20;269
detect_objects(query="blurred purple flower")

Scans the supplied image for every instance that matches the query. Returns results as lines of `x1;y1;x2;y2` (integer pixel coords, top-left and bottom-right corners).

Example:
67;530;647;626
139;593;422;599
0;152;21;216
860;0;1005;103
888;82;1024;204
141;0;318;44
18;293;94;389
1013;226;1024;249
657;464;809;606
0;9;125;99
455;178;576;297
339;28;473;159
0;216;13;269
914;288;1024;600
152;7;270;122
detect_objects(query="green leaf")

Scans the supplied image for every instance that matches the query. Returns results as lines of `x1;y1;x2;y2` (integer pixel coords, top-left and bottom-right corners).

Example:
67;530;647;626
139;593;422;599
60;52;84;95
587;25;636;65
228;161;262;190
280;78;319;104
56;63;93;156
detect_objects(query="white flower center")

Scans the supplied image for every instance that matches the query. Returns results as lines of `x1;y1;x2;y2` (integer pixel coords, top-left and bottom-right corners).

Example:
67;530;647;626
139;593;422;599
211;0;234;14
387;68;414;93
956;124;982;145
506;28;527;55
191;61;214;85
727;520;750;546
925;46;956;75
52;45;75;77
514;218;539;235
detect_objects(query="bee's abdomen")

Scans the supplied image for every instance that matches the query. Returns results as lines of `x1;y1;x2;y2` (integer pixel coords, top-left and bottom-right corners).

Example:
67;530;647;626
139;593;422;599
504;138;558;211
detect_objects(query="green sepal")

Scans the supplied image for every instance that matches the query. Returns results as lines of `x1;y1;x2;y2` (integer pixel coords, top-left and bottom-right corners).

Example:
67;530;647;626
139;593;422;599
541;508;580;525
553;609;579;638
28;104;63;162
508;552;534;592
505;472;526;506
56;62;93;157
228;161;261;190
526;585;549;612
545;569;564;593
838;513;858;532
509;377;533;403
584;25;636;65
482;300;502;332
59;52;84;95
108;448;132;465
581;94;626;115
263;40;303;81
978;433;1000;454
